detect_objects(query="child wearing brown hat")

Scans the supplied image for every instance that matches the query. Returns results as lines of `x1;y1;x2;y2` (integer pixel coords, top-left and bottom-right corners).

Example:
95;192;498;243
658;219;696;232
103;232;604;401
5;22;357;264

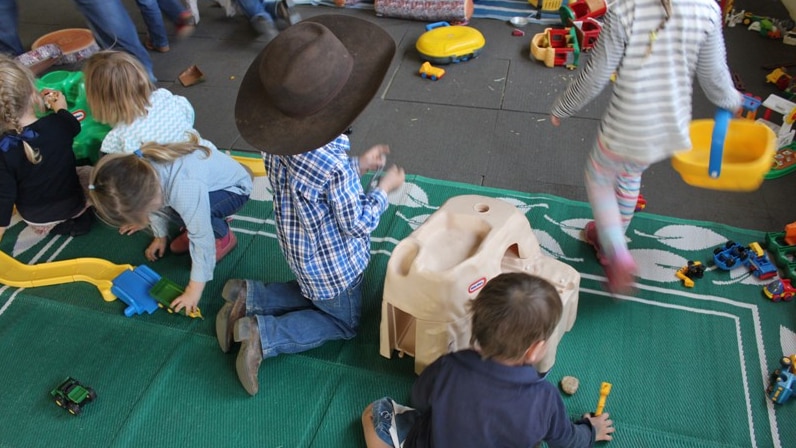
218;14;405;396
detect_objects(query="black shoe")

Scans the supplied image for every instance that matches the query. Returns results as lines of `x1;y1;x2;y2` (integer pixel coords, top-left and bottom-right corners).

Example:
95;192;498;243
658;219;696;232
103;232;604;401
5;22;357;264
51;210;94;237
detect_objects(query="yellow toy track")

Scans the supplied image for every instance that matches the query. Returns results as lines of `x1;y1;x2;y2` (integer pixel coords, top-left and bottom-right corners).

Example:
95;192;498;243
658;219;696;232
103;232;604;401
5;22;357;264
0;250;132;302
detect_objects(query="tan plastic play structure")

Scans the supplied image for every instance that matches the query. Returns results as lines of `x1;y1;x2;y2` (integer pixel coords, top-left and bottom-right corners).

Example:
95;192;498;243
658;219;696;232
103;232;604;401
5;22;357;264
380;195;580;375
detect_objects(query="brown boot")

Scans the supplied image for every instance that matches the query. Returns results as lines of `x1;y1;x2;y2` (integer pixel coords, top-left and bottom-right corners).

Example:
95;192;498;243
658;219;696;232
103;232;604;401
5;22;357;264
216;279;247;353
233;317;263;396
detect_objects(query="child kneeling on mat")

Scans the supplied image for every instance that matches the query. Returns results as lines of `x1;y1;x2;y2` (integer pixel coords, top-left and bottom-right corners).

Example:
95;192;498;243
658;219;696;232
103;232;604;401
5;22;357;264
216;15;405;396
88;133;252;315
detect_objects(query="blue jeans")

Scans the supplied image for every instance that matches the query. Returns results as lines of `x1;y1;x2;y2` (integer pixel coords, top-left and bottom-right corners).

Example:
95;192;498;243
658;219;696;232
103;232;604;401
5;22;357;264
244;276;363;358
135;0;188;49
72;0;157;82
0;0;23;55
208;190;249;238
370;397;419;447
235;0;278;23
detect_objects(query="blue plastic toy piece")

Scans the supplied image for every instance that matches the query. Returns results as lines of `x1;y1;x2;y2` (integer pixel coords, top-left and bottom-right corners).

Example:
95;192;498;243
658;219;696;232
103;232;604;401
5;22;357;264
425;21;450;31
768;356;796;405
709;108;732;178
111;266;162;317
712;240;749;270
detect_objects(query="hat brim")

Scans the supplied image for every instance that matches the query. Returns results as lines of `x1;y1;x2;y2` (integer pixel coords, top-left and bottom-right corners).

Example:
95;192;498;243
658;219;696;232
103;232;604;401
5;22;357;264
235;14;396;155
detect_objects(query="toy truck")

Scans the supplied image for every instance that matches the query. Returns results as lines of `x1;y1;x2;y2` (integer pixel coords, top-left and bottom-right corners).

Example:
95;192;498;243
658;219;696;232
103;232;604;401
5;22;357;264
418;61;446;80
676;260;705;288
713;241;749;270
713;240;777;279
50;377;96;415
746;242;778;280
767;355;796;404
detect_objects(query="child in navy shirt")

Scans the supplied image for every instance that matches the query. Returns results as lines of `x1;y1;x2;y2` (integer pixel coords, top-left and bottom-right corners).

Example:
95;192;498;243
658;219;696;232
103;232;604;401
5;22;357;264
363;273;615;447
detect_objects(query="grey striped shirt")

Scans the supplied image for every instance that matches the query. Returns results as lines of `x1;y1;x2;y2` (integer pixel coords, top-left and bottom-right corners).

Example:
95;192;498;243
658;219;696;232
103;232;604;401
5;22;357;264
551;0;743;164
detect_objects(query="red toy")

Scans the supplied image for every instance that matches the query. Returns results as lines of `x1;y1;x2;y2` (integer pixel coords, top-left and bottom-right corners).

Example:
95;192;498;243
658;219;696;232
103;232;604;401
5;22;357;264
763;278;796;302
559;0;607;26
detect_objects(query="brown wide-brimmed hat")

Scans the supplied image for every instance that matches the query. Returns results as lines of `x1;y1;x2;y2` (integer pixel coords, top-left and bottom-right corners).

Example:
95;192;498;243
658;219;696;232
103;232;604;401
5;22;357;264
235;15;396;155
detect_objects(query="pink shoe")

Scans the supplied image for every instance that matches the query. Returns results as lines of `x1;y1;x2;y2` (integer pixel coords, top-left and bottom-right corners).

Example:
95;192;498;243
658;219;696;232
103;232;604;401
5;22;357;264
169;229;189;254
584;221;636;293
215;230;237;262
604;251;637;294
583;221;607;265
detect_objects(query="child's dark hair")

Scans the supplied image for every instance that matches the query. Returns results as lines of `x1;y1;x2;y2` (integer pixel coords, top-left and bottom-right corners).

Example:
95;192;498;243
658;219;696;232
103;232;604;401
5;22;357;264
469;273;562;361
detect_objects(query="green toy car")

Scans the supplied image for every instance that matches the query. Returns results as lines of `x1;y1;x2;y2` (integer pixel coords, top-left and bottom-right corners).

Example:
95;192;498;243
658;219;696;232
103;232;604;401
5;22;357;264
50;377;96;415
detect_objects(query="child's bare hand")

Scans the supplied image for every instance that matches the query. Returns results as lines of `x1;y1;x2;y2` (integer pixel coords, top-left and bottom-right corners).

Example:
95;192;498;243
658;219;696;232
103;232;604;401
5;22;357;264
170;281;204;315
359;144;389;174
145;237;167;261
119;224;145;235
550;115;561;127
585;413;615;442
42;89;67;112
377;165;405;193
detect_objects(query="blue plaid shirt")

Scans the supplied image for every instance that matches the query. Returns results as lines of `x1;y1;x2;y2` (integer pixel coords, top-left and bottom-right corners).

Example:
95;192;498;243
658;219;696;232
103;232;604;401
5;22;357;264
265;134;388;300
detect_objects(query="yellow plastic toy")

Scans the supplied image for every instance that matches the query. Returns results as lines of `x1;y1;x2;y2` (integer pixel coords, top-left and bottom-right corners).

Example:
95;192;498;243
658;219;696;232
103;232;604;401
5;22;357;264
672;109;776;191
416;22;485;65
594;382;612;416
0;250;132;302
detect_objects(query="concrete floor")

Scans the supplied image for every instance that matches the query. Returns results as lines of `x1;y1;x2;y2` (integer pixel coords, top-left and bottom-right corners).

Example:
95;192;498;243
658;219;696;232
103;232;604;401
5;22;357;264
15;0;796;231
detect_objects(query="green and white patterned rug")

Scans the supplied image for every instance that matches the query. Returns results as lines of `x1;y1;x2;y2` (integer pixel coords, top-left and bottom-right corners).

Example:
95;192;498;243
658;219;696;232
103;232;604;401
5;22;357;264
0;174;793;448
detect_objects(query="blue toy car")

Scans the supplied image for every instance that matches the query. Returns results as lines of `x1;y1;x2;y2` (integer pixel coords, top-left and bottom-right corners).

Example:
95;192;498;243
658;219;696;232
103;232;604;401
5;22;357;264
713;241;777;279
746;242;778;280
713;241;749;270
768;355;796;404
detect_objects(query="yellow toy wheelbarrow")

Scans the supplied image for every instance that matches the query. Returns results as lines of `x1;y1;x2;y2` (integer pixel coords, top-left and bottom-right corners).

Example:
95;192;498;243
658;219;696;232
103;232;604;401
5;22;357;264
672;109;776;192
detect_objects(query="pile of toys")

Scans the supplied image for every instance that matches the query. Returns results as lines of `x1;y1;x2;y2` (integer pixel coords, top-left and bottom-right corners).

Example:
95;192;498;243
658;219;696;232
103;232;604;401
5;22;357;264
529;0;606;70
726;9;795;41
675;240;778;288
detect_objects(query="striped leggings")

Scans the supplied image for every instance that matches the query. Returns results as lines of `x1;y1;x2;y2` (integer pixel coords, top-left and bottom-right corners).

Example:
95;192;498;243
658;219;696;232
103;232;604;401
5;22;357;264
585;134;649;259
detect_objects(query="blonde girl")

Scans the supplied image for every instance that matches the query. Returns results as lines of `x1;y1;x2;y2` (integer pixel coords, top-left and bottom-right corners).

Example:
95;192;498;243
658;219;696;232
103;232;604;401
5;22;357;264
88;133;252;315
83;50;226;244
83;50;209;158
0;54;91;242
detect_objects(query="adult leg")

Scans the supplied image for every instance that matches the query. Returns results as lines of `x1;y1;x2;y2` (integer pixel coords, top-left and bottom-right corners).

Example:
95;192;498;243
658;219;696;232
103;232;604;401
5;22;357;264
264;0;300;30
157;0;191;25
135;0;170;50
234;0;266;19
234;0;278;37
0;0;24;56
72;0;157;82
